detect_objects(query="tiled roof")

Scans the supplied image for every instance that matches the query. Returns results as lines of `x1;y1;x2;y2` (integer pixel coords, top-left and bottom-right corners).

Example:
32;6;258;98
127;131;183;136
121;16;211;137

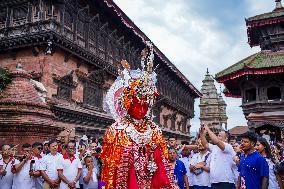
247;10;284;22
215;50;284;80
229;126;249;136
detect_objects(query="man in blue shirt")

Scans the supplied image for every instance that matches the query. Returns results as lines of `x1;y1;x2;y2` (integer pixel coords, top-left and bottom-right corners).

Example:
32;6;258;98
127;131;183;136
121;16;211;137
169;147;190;189
237;131;269;189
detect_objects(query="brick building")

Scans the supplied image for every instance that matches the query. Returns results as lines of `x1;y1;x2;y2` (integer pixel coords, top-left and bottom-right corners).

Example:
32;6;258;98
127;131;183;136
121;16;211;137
0;0;201;144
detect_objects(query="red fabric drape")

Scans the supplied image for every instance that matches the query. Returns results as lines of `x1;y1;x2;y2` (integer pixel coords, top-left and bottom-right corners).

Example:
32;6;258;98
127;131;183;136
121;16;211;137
151;146;171;189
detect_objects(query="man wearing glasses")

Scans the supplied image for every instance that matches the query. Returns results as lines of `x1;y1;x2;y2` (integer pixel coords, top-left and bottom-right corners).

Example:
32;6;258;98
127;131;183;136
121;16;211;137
32;142;44;189
57;141;82;189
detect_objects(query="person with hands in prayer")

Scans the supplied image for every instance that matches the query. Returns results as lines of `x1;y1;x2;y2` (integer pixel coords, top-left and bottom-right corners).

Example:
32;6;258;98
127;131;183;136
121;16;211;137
82;156;98;189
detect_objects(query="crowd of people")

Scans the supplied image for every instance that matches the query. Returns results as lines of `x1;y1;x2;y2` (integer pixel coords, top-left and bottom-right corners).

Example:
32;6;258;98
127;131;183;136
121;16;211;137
0;135;103;189
168;125;284;189
0;125;283;189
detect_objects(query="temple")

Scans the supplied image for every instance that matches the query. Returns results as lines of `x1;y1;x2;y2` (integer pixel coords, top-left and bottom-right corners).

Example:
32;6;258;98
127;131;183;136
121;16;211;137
0;0;201;144
215;0;284;141
200;69;227;132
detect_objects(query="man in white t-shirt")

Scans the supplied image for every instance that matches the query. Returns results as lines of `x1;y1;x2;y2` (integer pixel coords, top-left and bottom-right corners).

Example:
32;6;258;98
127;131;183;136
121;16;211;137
12;143;36;189
190;139;211;189
200;125;236;189
0;144;19;189
41;140;62;189
57;141;82;189
179;142;194;189
31;142;45;189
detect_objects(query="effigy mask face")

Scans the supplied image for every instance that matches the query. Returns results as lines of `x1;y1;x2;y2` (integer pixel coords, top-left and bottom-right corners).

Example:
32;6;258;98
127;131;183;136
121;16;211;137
127;95;149;120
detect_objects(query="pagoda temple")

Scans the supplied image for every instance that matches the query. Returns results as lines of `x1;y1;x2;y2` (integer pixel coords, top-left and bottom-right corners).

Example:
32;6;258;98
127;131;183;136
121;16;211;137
215;0;284;141
0;0;201;142
200;69;228;132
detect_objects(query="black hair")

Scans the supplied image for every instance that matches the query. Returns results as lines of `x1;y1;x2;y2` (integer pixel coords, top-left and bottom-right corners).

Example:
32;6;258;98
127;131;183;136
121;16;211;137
181;141;190;145
22;143;31;148
84;155;92;161
241;131;258;144
96;147;102;154
257;137;276;163
66;141;75;148
168;147;177;154
1;144;10;151
32;142;43;148
48;139;58;147
275;161;284;175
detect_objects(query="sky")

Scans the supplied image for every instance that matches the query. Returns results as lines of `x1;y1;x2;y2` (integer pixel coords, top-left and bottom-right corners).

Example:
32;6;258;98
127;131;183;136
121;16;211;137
114;0;276;132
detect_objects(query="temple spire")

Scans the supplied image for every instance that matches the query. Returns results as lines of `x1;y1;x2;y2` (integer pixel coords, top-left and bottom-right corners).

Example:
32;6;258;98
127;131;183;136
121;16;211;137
274;0;283;11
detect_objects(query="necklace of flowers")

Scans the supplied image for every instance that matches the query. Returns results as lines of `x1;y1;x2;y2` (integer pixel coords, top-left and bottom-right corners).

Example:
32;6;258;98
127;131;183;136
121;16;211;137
123;118;152;146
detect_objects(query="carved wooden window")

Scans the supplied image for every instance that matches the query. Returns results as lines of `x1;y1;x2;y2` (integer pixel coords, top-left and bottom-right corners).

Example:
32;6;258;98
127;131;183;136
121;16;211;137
83;83;103;109
107;40;114;64
77;19;84;36
64;10;73;30
113;45;120;62
57;85;72;100
12;5;28;26
0;8;6;29
77;19;85;47
45;3;56;20
32;3;40;21
82;71;104;109
64;10;73;39
89;26;97;53
98;32;105;60
55;75;74;100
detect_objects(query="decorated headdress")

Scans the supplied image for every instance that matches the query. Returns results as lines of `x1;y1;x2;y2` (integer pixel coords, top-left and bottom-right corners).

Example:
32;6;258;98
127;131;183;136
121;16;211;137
104;41;158;119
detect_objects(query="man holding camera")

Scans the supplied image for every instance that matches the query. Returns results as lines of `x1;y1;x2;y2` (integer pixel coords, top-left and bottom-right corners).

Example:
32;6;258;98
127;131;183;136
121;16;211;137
32;142;44;189
199;125;236;189
12;143;36;189
190;139;211;189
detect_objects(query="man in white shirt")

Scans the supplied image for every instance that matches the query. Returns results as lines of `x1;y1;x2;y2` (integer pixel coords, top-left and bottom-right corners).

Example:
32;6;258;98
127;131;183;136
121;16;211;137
57;141;82;189
0;144;18;189
200;125;236;189
12;143;36;189
190;139;211;189
41;140;62;189
179;142;194;189
31;142;45;189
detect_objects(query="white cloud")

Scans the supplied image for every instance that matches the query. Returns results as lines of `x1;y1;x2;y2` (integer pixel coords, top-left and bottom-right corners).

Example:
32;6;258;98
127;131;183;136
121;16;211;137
114;0;273;132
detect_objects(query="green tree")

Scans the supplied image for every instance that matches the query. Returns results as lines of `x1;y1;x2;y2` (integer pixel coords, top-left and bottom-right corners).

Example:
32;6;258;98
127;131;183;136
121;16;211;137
0;68;12;92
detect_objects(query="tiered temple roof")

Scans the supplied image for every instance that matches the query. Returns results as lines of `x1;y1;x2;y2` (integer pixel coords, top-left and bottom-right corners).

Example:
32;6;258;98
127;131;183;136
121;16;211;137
200;69;227;130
